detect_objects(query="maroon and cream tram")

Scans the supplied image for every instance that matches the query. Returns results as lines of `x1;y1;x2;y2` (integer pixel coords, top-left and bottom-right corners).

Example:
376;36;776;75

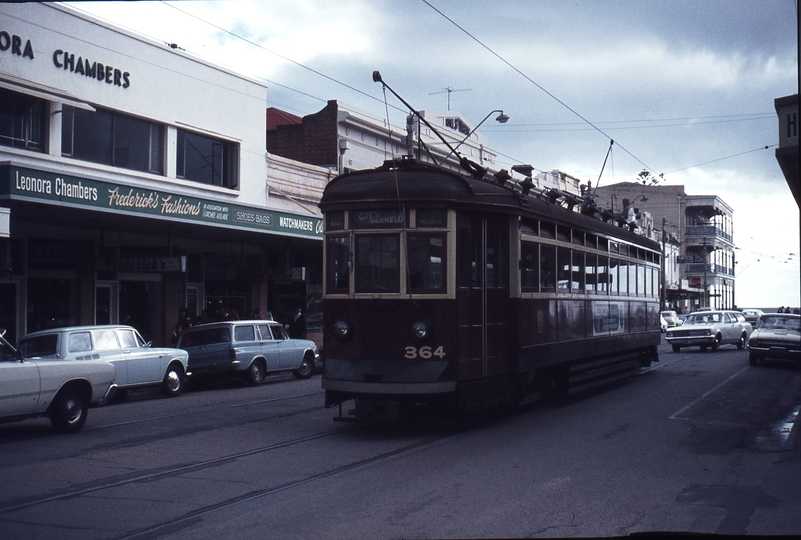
319;156;661;421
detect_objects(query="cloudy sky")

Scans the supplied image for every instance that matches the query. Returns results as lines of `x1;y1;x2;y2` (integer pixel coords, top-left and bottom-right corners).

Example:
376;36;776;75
66;0;799;309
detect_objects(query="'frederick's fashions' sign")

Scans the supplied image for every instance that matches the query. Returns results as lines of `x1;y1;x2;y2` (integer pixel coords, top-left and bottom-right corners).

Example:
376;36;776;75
0;165;323;239
1;27;132;89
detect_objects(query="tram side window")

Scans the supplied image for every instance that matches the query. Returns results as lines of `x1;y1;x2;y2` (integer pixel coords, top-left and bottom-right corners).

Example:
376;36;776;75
327;211;345;231
585;253;597;292
416;209;446;227
408;234;445;292
540;245;555;291
327;236;350;292
572;251;584;291
610;258;621;294
355;235;399;292
597;255;609;293
458;228;470;288
631;263;640;296
557;247;571;291
521;242;538;291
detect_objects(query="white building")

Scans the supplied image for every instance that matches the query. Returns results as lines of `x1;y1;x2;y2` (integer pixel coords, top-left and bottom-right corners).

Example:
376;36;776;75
0;3;323;343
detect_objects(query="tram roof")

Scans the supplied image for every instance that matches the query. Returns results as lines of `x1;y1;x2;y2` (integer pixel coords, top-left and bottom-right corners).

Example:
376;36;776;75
320;158;660;251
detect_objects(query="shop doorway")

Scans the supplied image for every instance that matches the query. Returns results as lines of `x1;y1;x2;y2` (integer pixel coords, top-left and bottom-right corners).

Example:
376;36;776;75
0;283;17;343
95;282;118;325
26;277;78;333
119;274;164;345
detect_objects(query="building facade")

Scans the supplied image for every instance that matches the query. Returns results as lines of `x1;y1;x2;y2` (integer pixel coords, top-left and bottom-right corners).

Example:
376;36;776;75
592;182;735;312
774;93;799;206
0;3;323;344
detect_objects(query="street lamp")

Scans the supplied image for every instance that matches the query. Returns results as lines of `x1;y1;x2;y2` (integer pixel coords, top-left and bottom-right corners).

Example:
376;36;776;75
444;109;509;161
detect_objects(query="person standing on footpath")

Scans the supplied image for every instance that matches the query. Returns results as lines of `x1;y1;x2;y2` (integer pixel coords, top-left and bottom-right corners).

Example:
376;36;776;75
288;307;306;339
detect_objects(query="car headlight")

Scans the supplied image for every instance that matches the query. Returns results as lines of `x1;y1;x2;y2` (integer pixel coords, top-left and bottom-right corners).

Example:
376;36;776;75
666;331;673;338
332;319;352;341
411;320;430;341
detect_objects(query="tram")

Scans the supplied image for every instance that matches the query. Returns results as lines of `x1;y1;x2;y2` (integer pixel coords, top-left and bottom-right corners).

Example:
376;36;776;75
320;74;661;422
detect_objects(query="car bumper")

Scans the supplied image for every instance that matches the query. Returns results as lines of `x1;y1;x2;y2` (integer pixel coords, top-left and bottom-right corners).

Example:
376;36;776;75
666;336;715;347
747;345;801;360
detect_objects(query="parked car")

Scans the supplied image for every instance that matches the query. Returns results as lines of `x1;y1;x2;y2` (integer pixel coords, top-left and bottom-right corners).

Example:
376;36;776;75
17;325;189;401
1;329;116;433
741;308;764;326
665;310;752;352
747;313;800;366
660;310;681;327
177;320;320;386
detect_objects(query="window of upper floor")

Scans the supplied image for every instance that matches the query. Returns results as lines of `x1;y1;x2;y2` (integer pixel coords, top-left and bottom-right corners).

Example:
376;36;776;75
0;88;47;152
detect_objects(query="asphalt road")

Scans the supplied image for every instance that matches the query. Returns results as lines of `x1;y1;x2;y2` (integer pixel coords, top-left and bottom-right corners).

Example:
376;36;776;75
0;339;799;539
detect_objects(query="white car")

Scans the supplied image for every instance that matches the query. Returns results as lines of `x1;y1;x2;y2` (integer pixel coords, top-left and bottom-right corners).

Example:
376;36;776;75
17;325;190;401
665;310;752;352
1;329;116;433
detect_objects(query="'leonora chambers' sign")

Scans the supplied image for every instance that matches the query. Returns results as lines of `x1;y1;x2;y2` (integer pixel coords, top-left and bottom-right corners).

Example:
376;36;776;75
0;165;323;239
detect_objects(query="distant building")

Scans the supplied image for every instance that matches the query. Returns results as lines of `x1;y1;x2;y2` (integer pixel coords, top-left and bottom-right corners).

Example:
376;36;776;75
593;183;735;312
774;94;799;206
534;170;582;197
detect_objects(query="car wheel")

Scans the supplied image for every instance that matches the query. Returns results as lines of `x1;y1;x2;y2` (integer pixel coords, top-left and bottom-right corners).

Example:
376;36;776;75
49;388;88;433
293;353;314;380
161;364;185;397
245;360;265;386
736;333;746;350
671;344;681;353
711;335;721;352
749;352;761;366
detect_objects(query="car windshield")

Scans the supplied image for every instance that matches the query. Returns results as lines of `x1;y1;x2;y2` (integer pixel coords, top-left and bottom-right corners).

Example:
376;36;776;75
684;313;723;325
757;316;801;331
18;334;59;357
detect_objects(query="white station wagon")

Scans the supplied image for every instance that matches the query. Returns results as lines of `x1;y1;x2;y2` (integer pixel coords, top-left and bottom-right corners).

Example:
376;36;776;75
17;325;189;401
1;329;115;433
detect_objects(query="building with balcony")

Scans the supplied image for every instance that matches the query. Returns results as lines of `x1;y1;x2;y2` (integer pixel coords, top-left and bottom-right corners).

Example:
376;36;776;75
593;182;735;312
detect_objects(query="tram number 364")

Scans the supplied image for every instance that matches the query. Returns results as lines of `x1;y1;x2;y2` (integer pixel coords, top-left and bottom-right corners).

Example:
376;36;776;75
404;346;446;359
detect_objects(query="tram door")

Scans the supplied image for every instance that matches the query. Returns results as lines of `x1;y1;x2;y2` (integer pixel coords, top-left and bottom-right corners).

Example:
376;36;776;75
455;215;510;380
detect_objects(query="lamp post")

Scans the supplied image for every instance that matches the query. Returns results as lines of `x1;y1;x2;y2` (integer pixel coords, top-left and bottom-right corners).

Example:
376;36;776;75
443;109;509;161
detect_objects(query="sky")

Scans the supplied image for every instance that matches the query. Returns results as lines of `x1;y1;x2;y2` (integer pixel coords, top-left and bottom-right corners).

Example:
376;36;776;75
65;0;800;309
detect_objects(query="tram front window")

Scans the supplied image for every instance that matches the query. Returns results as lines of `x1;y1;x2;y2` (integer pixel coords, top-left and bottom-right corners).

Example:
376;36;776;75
355;235;400;292
408;235;445;291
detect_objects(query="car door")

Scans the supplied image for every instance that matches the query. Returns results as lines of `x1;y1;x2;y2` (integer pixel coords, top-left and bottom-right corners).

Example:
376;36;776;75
722;313;739;343
0;357;41;416
270;323;304;370
256;324;281;371
116;328;161;384
90;329;128;385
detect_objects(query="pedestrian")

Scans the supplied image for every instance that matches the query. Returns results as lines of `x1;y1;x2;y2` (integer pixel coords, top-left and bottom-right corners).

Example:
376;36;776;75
288;307;306;339
221;304;240;321
171;307;192;345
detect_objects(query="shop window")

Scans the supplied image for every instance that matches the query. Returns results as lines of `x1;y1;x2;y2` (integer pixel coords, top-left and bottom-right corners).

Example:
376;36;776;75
0;89;46;152
407;234;445;292
177;129;238;189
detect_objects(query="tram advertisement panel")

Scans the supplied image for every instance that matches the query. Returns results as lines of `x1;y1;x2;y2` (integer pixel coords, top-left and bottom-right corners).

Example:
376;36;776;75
592;301;626;335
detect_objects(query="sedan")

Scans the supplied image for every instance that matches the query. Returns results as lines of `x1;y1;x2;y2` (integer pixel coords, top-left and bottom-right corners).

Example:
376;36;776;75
1;329;116;433
665;310;752;352
747;313;800;365
17;325;189;401
741;308;764;326
660;310;681;327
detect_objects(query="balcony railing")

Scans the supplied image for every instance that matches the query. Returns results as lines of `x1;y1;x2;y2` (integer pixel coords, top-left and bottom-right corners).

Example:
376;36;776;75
686;263;734;276
685;225;732;243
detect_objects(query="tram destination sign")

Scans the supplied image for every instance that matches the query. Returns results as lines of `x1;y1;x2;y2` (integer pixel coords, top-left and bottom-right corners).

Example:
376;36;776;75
1;165;322;239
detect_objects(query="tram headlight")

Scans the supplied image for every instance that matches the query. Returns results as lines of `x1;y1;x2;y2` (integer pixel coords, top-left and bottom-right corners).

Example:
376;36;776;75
332;319;352;341
411;320;431;341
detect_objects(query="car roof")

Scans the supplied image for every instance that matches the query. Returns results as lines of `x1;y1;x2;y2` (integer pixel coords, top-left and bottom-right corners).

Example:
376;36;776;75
184;319;279;330
21;325;138;338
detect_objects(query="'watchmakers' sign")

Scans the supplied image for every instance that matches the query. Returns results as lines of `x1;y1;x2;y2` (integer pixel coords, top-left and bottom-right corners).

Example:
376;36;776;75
1;165;322;239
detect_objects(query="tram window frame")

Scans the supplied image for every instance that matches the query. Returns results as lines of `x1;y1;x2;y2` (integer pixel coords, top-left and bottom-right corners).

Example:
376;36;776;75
619;244;629;257
540;244;556;291
598;237;609;252
610;241;619;254
521;219;538;237
326;235;350;293
571;250;584;291
628;262;638;296
521;242;539;291
540;222;555;239
327;211;345;231
485;229;508;289
572;231;584;246
407;233;446;293
457;228;471;289
586;234;598;250
557;226;570;243
416;209;446;228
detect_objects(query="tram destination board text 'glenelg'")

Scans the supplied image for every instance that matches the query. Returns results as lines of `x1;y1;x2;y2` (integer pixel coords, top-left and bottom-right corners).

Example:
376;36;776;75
1;165;322;239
